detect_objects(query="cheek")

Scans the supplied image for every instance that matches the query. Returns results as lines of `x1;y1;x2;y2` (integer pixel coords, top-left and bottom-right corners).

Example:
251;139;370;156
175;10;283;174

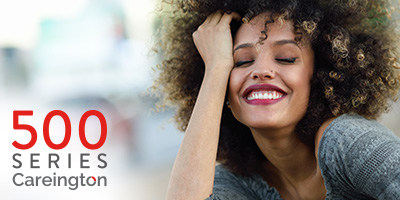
292;75;312;92
286;63;313;91
282;67;313;109
227;69;244;101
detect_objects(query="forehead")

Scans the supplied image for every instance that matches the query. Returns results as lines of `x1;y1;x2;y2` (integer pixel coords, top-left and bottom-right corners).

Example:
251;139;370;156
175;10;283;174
234;13;295;46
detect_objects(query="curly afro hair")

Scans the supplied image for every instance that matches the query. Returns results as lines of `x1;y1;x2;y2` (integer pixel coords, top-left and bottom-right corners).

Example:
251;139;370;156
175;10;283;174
152;0;400;176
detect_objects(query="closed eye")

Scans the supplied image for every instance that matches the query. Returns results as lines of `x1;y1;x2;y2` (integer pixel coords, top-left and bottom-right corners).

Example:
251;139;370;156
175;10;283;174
275;58;297;64
235;60;254;67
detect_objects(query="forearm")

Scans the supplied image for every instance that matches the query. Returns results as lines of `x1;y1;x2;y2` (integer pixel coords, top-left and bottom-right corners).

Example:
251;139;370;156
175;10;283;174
166;67;231;199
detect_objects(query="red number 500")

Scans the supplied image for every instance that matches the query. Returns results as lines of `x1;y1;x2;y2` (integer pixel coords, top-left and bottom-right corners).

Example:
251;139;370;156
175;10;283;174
13;110;107;150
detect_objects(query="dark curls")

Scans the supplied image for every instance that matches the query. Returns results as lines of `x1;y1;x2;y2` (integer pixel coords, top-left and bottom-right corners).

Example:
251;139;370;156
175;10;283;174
152;0;400;176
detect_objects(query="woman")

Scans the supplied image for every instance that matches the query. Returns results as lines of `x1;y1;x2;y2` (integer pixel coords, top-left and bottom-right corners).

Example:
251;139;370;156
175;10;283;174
153;0;400;199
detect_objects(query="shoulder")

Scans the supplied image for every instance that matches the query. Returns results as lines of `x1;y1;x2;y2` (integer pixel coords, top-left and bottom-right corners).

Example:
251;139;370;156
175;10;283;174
206;164;282;200
317;114;400;198
318;114;399;155
317;114;400;168
316;114;399;153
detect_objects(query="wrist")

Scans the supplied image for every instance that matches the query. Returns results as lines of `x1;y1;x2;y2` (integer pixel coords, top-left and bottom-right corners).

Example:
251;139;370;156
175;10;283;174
201;66;231;94
204;63;233;78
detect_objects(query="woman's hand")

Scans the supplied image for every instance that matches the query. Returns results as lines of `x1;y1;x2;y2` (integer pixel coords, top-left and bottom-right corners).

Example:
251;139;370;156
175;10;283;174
192;11;241;73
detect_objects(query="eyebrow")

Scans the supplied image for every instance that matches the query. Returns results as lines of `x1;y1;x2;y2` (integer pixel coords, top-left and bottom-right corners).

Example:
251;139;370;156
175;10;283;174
233;39;300;53
233;43;254;53
274;40;299;48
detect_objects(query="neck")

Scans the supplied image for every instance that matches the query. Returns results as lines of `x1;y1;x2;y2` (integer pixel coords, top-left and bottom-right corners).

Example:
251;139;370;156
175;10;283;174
251;127;318;187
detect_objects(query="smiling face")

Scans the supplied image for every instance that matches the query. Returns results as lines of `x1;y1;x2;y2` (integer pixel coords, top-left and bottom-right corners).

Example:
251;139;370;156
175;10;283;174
228;13;314;134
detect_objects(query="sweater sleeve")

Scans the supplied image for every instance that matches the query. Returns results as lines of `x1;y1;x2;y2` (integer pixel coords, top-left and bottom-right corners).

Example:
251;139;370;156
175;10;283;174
318;114;400;199
205;165;282;200
205;165;256;200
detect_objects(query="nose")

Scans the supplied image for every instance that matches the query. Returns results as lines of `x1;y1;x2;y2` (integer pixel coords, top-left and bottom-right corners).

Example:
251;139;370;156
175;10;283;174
250;64;275;80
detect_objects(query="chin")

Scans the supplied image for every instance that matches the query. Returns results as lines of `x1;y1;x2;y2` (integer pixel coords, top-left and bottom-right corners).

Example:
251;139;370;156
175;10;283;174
239;112;302;132
243;117;285;130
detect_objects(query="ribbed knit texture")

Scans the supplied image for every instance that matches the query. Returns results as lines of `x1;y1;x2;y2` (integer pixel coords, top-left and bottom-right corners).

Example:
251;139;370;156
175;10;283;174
206;114;400;199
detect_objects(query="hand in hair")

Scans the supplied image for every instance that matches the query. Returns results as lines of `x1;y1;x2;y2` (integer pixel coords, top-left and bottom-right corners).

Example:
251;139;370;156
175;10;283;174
193;11;241;73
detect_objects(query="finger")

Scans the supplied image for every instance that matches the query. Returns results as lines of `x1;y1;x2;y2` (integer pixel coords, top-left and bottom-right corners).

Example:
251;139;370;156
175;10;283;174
231;12;242;21
219;12;241;25
207;10;223;25
204;13;213;23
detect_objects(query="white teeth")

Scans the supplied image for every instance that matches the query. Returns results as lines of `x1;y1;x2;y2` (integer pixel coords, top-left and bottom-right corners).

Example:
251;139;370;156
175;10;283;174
247;90;283;100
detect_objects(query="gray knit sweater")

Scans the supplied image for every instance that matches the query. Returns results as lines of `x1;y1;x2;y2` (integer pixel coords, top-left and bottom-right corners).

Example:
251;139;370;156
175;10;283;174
207;114;400;199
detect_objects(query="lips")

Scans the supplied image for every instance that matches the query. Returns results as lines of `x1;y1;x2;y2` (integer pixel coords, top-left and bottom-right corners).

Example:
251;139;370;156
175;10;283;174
242;84;287;105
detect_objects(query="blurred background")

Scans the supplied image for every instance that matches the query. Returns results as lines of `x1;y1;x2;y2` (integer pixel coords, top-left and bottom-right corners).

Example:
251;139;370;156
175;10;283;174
0;0;399;199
